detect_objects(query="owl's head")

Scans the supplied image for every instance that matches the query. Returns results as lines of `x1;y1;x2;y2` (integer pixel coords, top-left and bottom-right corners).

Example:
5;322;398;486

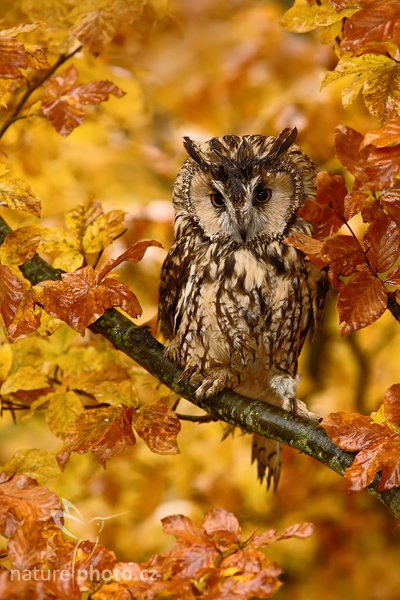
173;128;316;244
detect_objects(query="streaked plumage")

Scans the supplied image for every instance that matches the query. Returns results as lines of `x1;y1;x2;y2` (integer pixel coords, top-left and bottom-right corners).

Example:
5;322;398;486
158;129;328;489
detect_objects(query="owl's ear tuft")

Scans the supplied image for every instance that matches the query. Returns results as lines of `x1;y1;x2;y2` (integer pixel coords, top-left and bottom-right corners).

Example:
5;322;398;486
268;127;298;161
183;137;208;168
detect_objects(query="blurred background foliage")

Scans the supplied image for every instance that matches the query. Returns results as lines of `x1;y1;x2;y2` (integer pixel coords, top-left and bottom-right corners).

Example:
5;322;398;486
0;0;399;598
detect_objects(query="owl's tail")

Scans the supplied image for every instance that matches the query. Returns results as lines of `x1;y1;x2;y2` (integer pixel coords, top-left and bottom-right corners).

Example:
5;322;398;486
252;433;281;491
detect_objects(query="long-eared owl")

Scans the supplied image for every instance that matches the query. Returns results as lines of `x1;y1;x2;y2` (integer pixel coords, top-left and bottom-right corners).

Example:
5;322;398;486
158;128;327;490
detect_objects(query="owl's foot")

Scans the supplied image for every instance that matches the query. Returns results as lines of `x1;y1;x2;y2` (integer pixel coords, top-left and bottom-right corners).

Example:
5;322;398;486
194;369;237;400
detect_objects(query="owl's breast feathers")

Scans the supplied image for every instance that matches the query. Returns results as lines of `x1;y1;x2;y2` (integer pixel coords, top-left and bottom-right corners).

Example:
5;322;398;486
158;229;328;384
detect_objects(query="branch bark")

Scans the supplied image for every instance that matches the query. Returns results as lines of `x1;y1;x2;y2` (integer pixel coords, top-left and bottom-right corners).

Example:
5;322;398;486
0;215;400;518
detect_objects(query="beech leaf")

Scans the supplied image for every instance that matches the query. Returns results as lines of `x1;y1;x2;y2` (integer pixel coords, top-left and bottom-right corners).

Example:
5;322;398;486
0;225;42;266
337;267;388;335
363;214;400;273
0;176;41;216
0;266;41;341
133;401;181;454
57;406;136;468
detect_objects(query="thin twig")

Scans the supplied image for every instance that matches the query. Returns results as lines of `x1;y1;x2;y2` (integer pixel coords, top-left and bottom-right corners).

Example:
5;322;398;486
0;45;83;140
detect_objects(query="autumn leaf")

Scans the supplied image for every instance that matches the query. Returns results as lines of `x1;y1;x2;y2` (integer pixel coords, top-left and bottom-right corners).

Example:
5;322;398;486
0;474;61;569
57;405;135;468
281;0;357;34
323;54;400;120
0;25;49;79
321;412;400;492
335;125;400;191
45;391;84;438
0;265;41;341
336;267;388;335
0;225;42;266
33;265;142;333
321;235;365;283
363;214;400;273
42;65;126;136
380;190;400;227
0;365;49;396
361;117;400;149
0;449;60;485
341;0;400;55
97;239;162;280
383;384;400;427
133;401;181;454
0;174;41;216
82;210;126;254
298;171;347;238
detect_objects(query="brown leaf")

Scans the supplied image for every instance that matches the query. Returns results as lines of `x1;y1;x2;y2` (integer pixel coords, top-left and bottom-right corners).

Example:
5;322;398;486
133;401;180;454
283;232;324;267
385;265;400;286
0;474;61;569
98;239;162;280
321;235;365;283
161;514;209;546
34;266;142;333
335;125;400;191
322;410;400;491
380;190;400;227
0;37;28;79
0;265;41;341
42;66;125;136
363;214;400;272
337;267;388;335
341;0;400;54
344;191;372;221
57;406;135;468
384;384;400;426
0;225;42;266
298;171;347;239
361;117;400;149
202;508;241;550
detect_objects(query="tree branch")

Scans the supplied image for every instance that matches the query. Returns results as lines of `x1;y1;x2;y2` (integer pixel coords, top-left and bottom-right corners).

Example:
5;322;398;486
0;215;400;518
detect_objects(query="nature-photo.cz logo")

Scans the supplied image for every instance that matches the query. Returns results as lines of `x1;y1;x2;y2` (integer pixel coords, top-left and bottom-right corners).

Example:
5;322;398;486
10;498;158;585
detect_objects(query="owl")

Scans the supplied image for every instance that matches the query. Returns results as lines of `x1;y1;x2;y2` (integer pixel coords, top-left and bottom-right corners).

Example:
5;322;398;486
158;128;328;490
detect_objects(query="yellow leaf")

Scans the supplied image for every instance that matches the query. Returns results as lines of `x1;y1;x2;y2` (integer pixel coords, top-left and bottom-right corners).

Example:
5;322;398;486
0;365;49;394
83;209;126;253
0;448;60;485
45;391;84;438
39;227;80;253
92;380;138;406
0;176;41;216
65;199;103;241
323;54;400;120
281;0;356;34
53;249;84;271
0;225;42;266
37;311;63;336
0;343;12;383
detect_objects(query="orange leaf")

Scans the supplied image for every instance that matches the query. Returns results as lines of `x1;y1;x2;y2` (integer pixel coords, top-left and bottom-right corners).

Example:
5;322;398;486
283;232;324;267
363;214;400;272
361;116;400;149
0;37;28;79
97;239;162;280
335;125;400;191
42;65;125;136
161;514;209;546
380;190;400;227
57;406;135;468
384;384;400;426
337;267;388;334
0;265;41;341
385;265;400;286
34;266;142;333
341;0;400;55
321;411;400;492
321;235;365;283
133;401;180;455
202;507;241;550
298;172;347;239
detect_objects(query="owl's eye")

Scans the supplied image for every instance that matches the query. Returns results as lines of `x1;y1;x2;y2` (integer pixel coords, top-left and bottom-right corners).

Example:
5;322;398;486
210;192;225;208
254;186;272;204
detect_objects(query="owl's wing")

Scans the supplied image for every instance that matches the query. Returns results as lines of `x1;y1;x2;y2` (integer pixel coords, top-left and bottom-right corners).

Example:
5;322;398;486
302;265;329;346
158;237;193;340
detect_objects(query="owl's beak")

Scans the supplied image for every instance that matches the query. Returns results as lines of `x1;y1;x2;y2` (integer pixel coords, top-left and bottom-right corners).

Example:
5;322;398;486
238;225;248;243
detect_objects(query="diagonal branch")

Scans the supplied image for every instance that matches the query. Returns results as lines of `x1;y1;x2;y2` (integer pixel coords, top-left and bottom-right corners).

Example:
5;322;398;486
0;214;400;518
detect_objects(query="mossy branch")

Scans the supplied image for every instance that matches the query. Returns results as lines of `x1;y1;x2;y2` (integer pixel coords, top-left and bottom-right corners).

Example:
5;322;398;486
0;214;400;518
